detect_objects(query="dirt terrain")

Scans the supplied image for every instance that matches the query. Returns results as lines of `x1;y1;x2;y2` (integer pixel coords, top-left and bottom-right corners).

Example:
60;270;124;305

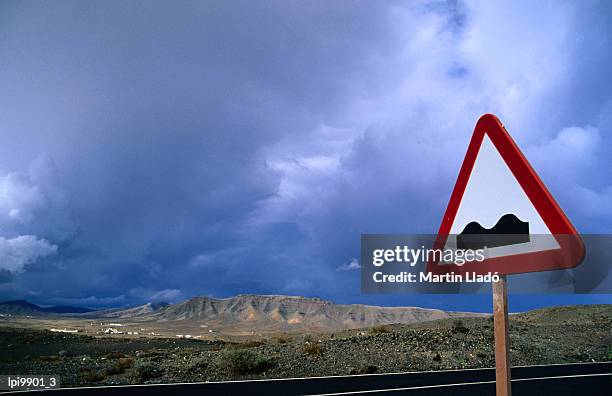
1;305;610;389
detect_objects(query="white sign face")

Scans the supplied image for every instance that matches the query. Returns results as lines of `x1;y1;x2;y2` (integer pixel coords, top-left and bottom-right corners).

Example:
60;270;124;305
443;134;559;260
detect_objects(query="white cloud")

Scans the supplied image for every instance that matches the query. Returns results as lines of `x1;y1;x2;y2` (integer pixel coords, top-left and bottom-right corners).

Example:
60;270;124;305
189;247;247;268
281;278;313;294
45;295;127;308
130;287;182;302
0;156;73;240
250;1;612;243
338;258;360;271
524;125;612;228
251;1;576;231
530;126;600;159
0;235;58;273
526;125;600;179
570;185;612;218
1;1;611;303
0;172;44;224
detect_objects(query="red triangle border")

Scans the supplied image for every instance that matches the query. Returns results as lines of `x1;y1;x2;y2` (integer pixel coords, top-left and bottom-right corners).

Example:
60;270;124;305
428;114;585;276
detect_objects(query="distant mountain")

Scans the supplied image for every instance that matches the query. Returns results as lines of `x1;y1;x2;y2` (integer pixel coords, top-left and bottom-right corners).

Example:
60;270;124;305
0;300;42;315
43;305;95;314
98;294;484;333
1;296;484;334
84;302;170;318
0;300;95;315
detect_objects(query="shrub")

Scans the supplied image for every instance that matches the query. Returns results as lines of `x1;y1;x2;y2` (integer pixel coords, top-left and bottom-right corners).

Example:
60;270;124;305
452;319;469;334
115;357;134;370
349;364;378;374
128;361;162;383
369;325;392;334
222;349;273;375
102;366;123;376
135;350;158;358
104;352;126;359
235;340;264;349
187;357;208;372
39;355;60;362
302;343;324;356
101;358;134;377
276;334;292;344
81;368;105;382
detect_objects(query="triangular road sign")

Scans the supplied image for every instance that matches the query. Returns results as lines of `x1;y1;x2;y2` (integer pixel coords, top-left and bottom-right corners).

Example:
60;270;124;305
428;114;585;276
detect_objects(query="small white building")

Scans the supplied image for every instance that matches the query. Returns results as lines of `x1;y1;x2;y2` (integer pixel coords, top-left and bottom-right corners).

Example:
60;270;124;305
50;328;79;333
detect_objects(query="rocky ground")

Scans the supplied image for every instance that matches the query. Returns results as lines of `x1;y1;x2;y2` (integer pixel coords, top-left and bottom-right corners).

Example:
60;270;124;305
0;305;610;388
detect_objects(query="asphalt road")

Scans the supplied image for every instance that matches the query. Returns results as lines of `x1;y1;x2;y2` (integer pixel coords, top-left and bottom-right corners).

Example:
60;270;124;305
2;361;610;395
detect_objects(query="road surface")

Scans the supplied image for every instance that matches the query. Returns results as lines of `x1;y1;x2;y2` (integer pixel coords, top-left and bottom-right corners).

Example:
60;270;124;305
2;361;610;395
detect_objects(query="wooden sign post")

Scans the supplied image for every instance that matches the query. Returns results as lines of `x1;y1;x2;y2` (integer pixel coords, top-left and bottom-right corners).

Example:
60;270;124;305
493;275;511;396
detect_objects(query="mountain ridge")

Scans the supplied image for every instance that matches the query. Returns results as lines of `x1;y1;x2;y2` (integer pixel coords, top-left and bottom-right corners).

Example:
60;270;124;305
0;300;95;315
1;295;485;333
125;294;485;332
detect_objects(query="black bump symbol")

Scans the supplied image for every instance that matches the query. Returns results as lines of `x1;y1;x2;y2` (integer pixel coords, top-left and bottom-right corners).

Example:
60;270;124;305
457;214;530;250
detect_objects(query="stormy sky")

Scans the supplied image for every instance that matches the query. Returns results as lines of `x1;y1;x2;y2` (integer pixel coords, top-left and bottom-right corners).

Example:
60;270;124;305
1;1;611;311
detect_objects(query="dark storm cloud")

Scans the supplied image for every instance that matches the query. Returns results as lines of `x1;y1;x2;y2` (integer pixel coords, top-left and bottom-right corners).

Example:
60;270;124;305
1;1;611;308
